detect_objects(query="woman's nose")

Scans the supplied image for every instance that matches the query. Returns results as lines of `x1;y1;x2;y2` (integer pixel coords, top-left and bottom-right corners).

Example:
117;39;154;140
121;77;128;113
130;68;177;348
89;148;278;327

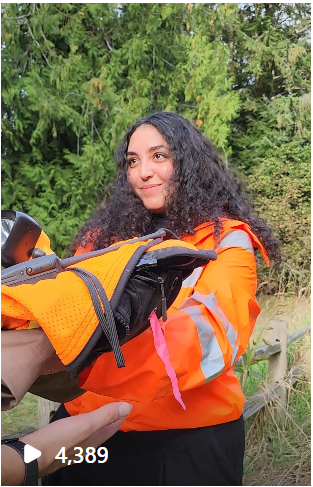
139;161;154;180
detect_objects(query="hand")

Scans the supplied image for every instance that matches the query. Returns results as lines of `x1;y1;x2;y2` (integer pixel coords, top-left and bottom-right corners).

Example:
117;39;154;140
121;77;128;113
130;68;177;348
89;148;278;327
1;402;132;485
22;402;132;478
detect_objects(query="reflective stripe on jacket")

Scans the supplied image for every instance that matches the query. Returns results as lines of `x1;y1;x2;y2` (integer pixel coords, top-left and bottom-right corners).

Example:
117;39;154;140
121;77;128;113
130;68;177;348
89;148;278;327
65;219;269;430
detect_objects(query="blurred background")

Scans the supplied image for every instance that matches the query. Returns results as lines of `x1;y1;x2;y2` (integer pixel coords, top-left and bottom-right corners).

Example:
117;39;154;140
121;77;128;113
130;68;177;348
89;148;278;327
1;3;311;485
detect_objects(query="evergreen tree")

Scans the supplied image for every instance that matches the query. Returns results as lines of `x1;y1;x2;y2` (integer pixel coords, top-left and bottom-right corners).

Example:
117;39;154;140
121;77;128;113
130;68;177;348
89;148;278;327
2;3;311;292
225;3;311;290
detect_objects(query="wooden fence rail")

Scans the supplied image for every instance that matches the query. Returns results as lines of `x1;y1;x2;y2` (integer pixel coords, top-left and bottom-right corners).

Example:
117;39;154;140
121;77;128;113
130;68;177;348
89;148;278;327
242;320;310;419
236;324;311;366
243;366;304;419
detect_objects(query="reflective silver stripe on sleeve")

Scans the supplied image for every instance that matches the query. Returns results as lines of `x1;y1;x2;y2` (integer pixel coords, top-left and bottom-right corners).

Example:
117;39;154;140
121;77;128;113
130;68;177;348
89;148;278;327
216;230;254;255
182;267;203;288
180;291;239;381
181;304;225;382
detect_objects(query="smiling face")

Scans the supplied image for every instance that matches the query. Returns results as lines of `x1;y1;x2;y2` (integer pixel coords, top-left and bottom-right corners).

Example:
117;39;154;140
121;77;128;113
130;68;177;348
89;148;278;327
127;124;174;213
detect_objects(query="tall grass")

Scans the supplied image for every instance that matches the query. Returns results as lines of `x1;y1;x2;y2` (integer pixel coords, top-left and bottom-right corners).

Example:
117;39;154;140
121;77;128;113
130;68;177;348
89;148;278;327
256;289;311;337
243;334;311;486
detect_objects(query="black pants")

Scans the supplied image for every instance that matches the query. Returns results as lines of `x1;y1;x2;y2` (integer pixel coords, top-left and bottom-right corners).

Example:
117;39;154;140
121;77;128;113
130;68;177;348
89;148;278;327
43;404;245;486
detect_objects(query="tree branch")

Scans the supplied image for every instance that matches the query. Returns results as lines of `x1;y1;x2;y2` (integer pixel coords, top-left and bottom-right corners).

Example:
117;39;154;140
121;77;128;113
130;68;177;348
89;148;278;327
162;58;174;68
40;28;53;55
89;111;107;148
64;93;78;100
27;21;53;68
94;121;107;148
6;13;30;20
77;121;81;156
105;39;113;51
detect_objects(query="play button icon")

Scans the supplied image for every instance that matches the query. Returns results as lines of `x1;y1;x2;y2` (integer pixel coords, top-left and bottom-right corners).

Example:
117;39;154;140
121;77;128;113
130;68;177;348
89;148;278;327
24;444;42;463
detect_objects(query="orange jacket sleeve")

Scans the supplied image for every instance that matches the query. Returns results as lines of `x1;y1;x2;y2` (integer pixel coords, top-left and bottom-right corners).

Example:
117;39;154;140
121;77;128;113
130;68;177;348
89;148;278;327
78;225;266;402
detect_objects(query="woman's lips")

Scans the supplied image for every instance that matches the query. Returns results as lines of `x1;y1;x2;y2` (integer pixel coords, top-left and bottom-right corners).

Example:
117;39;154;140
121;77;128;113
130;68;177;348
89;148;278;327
141;184;162;193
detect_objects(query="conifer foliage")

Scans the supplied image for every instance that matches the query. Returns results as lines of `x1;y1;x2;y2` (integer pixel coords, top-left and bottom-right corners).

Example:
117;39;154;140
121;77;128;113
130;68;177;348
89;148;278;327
1;3;311;290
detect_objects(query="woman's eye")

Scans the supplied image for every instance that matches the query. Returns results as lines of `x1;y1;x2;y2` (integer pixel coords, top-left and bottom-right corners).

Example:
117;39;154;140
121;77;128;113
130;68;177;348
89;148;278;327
154;153;166;161
127;158;138;167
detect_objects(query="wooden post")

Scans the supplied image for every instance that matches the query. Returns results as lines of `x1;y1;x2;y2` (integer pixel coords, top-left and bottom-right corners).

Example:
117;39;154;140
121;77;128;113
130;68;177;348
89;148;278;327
267;319;288;421
38;398;60;428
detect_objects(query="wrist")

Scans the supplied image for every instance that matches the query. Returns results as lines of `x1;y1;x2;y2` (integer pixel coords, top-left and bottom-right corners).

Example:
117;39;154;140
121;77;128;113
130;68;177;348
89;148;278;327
1;444;25;486
1;440;38;486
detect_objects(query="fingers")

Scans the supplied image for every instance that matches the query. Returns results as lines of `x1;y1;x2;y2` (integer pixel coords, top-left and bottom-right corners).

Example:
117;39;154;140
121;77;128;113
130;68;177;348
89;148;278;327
82;418;125;448
86;402;133;433
75;404;133;461
118;403;133;417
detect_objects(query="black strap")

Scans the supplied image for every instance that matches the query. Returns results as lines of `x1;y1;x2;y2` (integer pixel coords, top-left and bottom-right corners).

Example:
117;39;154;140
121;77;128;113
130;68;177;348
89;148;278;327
67;267;125;368
1;439;38;486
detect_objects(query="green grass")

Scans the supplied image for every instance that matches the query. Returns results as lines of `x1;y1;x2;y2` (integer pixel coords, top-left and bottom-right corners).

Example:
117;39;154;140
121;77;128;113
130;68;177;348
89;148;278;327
1;393;38;436
244;376;311;486
235;335;310;398
234;293;311;485
235;293;311;399
243;330;311;486
238;360;268;397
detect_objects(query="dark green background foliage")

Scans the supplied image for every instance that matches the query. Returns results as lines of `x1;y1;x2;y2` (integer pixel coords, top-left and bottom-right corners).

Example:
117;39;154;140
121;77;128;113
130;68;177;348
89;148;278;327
1;3;311;291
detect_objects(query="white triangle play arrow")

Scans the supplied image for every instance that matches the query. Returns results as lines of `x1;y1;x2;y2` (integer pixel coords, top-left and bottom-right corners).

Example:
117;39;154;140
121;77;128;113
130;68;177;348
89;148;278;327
24;444;42;463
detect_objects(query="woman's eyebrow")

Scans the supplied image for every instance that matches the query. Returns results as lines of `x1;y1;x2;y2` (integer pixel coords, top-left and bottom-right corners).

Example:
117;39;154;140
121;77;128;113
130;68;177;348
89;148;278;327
127;145;168;157
148;144;168;153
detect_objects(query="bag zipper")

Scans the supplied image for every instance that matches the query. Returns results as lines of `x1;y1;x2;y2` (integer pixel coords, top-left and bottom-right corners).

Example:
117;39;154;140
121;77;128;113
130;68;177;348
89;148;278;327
114;312;130;339
158;276;167;322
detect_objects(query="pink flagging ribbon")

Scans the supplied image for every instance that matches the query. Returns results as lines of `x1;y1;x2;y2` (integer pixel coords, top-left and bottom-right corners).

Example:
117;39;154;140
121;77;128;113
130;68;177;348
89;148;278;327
149;311;186;411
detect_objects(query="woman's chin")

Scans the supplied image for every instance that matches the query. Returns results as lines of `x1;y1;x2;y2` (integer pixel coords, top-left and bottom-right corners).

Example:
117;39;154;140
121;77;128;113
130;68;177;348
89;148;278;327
142;200;165;213
147;207;165;214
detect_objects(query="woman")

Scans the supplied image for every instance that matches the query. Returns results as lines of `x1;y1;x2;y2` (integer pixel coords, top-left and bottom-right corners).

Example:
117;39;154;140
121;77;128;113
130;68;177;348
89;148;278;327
44;112;280;486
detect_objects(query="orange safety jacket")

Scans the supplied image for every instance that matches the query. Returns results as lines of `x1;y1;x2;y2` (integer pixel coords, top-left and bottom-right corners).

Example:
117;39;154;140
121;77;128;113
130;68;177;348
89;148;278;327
65;219;269;431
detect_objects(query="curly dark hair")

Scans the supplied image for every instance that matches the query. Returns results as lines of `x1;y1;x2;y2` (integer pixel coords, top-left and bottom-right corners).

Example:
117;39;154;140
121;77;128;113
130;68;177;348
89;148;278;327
71;112;281;263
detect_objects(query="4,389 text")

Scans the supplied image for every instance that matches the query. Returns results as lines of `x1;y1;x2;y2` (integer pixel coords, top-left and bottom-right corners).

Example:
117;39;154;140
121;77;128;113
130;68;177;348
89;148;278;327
55;446;108;465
